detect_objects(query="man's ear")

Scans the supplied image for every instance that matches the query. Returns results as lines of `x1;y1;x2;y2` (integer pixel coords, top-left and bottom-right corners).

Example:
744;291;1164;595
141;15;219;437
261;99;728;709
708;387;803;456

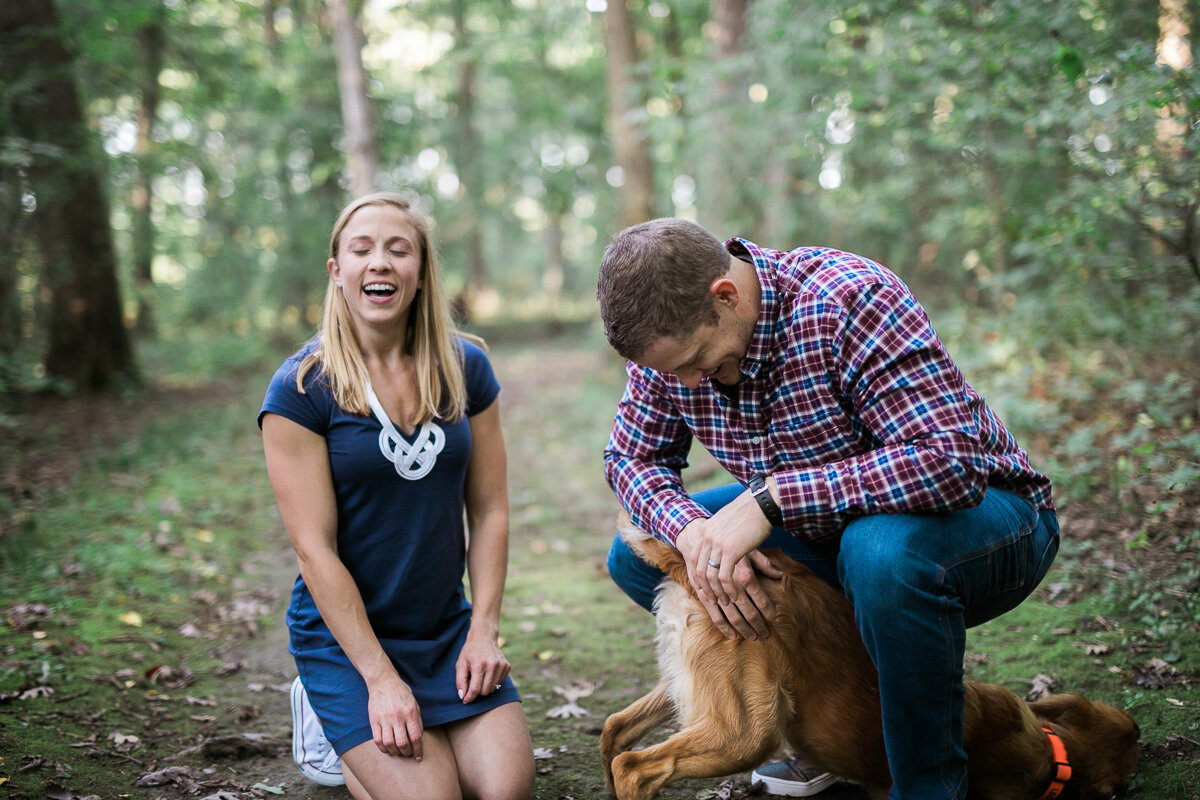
709;276;739;309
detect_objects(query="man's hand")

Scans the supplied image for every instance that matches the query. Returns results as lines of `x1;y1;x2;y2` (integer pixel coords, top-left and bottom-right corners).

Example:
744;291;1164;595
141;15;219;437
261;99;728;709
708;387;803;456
675;489;784;640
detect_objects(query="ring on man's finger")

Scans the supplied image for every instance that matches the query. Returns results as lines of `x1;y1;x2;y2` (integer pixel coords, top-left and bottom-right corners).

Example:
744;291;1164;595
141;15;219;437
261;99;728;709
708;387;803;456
707;559;720;569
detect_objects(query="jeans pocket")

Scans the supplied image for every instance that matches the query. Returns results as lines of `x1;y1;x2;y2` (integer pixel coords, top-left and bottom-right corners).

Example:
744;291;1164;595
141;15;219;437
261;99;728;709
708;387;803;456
984;530;1033;595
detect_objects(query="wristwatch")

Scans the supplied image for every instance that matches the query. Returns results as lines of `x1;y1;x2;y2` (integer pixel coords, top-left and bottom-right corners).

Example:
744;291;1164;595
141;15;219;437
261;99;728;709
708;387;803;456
747;473;785;528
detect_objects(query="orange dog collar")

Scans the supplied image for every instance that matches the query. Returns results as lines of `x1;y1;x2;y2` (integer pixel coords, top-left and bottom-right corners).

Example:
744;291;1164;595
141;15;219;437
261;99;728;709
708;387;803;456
1038;727;1073;800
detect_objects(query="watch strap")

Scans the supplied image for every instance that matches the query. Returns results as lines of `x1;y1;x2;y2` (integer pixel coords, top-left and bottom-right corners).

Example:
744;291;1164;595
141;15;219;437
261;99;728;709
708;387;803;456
748;473;785;528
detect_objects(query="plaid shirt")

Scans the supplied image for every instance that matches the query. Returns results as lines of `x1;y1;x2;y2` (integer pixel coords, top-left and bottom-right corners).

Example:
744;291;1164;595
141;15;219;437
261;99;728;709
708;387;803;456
604;238;1053;544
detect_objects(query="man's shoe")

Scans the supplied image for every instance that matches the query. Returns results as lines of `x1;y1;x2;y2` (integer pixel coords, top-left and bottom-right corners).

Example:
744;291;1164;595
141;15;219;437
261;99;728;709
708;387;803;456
750;759;837;796
291;677;345;786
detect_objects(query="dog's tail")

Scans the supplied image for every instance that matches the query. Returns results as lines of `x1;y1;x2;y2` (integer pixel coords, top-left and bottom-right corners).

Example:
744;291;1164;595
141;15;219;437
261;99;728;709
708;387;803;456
616;510;696;596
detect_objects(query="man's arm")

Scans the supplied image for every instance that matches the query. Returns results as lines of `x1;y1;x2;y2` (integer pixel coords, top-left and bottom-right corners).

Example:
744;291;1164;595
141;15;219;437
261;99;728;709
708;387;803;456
772;282;992;536
603;362;709;543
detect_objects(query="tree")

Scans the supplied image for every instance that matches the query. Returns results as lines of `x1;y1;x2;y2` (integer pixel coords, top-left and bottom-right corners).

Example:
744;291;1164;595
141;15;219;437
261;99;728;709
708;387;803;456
328;0;379;197
604;0;655;227
0;0;136;391
450;0;488;313
696;0;752;229
131;2;167;335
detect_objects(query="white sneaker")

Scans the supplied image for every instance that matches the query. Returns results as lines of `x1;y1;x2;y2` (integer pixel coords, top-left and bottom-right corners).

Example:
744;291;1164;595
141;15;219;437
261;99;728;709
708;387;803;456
750;758;837;796
291;676;345;786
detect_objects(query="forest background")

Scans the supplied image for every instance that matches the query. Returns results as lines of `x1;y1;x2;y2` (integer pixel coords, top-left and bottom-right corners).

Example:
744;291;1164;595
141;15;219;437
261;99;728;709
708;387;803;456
1;0;1198;798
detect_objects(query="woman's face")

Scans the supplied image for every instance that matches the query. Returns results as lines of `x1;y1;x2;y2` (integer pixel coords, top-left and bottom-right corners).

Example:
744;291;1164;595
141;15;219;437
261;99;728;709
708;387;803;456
328;204;423;335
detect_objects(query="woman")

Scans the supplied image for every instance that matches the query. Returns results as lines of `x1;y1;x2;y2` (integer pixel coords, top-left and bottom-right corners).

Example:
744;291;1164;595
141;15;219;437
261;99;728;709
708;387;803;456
259;192;534;800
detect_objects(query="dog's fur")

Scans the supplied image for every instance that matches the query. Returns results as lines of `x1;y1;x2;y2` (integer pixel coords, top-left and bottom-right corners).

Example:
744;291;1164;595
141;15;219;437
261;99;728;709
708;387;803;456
601;521;1140;800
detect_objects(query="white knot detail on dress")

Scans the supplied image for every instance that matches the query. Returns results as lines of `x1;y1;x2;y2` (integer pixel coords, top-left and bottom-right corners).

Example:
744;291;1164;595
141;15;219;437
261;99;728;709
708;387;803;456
366;381;445;481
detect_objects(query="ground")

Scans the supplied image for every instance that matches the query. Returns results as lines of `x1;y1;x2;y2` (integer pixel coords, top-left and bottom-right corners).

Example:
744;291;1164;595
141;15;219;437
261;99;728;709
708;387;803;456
1;334;1197;800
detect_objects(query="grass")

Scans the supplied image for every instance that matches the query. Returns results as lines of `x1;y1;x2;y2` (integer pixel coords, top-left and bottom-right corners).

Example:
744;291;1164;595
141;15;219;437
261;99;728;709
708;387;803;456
1;326;1197;799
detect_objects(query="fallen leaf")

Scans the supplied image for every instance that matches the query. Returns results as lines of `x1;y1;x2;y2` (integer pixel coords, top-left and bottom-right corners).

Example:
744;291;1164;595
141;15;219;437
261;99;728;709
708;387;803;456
532;747;556;760
1025;673;1060;702
553;680;599;703
19;686;53;700
135;766;202;788
1071;641;1112;656
546;702;588;719
6;603;52;630
118;611;143;628
252;782;285;794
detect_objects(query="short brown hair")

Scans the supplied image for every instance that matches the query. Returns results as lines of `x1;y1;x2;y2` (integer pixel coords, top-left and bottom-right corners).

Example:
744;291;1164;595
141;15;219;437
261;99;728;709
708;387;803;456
596;218;730;360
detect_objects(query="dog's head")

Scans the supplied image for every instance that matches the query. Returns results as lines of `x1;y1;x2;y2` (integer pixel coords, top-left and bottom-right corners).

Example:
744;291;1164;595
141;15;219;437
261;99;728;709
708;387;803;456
1029;693;1140;799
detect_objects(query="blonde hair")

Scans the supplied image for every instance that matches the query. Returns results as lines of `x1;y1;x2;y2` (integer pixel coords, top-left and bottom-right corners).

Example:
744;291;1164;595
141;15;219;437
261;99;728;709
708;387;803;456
296;191;481;424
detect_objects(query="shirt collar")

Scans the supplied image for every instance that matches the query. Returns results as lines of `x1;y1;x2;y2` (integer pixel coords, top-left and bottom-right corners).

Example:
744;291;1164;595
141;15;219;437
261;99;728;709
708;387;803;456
725;237;778;380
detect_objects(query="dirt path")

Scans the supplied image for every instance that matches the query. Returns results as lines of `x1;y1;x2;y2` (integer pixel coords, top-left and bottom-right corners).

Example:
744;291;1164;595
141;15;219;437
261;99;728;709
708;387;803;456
3;335;1196;800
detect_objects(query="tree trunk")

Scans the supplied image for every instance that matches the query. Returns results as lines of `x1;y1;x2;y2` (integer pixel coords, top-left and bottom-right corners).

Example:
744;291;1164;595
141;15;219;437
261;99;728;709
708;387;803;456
981;119;1009;276
0;0;136;391
543;209;566;299
328;0;378;197
132;4;167;336
604;0;654;228
697;0;750;229
451;0;488;309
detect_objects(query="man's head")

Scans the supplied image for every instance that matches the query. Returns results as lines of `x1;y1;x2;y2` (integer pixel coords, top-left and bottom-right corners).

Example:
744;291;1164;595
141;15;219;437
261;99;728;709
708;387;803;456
597;218;731;361
597;218;758;388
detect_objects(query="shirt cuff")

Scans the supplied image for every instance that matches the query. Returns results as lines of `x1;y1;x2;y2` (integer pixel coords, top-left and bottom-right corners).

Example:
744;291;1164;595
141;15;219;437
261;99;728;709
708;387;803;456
648;497;710;545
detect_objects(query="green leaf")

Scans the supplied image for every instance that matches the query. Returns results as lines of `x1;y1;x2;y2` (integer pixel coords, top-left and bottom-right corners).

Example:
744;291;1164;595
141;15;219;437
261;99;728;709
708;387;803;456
1057;45;1084;82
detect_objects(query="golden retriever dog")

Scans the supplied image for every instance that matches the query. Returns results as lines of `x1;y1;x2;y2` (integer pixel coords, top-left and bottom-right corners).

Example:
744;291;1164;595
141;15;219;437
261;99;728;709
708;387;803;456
601;520;1140;800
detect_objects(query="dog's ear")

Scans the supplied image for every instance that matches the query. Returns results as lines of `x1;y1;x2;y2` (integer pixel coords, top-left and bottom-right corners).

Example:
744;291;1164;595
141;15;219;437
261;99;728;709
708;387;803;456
1027;692;1090;724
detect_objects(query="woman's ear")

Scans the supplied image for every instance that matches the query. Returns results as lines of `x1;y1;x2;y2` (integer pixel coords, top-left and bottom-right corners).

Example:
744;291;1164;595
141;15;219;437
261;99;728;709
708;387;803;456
327;257;341;286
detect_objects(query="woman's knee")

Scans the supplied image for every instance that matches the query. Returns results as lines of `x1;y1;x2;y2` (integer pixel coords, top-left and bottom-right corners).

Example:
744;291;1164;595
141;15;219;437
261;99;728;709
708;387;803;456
452;705;534;800
342;738;463;800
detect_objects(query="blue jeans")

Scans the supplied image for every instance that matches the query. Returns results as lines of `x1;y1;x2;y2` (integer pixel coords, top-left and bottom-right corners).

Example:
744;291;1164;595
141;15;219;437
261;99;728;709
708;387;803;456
606;484;1059;800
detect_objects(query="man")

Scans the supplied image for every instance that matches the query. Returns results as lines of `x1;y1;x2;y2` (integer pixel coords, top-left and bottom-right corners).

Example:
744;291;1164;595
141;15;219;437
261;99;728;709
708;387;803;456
597;218;1058;799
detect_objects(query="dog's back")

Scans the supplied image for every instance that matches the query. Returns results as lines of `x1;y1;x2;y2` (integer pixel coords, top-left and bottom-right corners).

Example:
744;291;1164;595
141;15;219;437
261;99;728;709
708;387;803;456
609;518;1139;800
620;521;891;791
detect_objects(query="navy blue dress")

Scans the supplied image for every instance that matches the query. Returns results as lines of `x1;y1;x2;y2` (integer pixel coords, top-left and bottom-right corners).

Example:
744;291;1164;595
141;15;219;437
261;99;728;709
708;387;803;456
259;338;520;755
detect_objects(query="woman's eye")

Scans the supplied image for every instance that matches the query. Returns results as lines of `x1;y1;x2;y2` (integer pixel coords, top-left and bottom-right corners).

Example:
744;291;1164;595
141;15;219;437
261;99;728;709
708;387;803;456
390;249;409;257
352;249;370;256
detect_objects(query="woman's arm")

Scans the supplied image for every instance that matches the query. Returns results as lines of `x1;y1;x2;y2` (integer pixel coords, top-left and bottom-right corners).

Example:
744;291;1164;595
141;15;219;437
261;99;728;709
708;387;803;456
456;400;512;704
261;413;424;761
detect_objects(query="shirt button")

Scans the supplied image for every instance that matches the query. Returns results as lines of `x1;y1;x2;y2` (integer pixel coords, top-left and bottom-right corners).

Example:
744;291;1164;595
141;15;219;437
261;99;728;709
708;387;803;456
750;435;762;444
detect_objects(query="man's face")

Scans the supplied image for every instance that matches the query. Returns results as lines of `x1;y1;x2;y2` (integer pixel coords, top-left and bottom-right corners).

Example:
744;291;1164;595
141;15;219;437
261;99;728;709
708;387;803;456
637;308;754;389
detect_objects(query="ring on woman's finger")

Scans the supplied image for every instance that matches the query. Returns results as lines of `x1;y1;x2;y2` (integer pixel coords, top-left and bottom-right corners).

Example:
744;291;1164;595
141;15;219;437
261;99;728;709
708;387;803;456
707;559;720;569
494;684;502;690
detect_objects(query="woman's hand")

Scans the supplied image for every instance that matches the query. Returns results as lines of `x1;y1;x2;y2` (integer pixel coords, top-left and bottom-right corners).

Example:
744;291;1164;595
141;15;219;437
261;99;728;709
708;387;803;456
675;489;783;640
366;673;424;760
455;626;511;704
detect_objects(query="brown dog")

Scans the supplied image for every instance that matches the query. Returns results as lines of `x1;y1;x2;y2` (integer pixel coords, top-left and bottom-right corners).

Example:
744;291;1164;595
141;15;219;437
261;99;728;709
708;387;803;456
601;520;1140;800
